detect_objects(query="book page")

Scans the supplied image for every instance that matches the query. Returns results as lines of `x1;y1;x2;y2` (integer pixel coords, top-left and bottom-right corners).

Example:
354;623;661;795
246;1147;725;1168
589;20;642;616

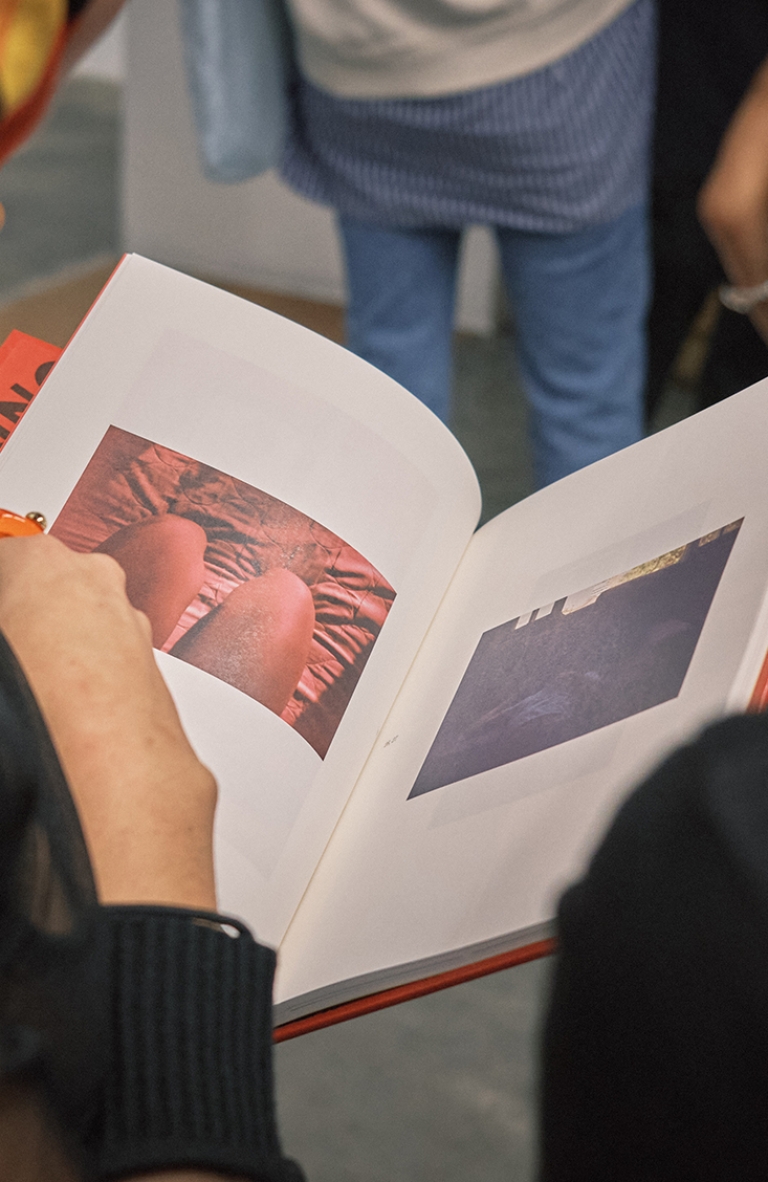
277;378;768;1009
0;255;481;945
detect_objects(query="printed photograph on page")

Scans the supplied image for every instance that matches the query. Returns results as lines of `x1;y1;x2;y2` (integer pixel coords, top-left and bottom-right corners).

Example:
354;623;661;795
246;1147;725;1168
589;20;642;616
411;520;743;796
51;426;396;759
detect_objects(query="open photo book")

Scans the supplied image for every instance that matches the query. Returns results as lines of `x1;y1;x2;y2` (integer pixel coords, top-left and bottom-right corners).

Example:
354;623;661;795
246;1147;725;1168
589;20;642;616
3;255;768;1039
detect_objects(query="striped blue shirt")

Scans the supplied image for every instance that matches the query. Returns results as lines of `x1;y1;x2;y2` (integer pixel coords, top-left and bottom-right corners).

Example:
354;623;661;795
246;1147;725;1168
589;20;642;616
281;0;655;233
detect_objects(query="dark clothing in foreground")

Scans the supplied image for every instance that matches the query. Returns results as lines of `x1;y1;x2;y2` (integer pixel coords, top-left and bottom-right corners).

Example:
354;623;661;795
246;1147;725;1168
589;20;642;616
540;712;768;1181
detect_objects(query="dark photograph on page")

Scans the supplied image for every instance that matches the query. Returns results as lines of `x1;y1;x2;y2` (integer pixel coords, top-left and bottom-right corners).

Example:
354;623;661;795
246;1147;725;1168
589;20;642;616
410;520;743;797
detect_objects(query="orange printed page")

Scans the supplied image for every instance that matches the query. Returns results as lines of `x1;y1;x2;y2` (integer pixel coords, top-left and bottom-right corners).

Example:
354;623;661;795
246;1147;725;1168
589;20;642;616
0;330;61;453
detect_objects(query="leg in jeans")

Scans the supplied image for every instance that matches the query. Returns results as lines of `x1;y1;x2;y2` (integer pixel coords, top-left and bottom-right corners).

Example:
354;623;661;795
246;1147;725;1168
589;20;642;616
497;202;650;488
337;215;462;422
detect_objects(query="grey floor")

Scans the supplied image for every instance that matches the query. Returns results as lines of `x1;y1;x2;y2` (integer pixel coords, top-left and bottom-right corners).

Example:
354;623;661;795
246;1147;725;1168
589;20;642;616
0;76;564;1182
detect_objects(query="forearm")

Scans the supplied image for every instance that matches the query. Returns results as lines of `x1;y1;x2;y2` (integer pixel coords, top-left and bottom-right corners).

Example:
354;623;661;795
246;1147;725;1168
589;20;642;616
0;539;218;911
697;54;768;343
0;541;298;1182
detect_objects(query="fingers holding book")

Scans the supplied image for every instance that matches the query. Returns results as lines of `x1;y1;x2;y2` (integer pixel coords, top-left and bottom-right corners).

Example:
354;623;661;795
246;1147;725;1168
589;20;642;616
0;533;218;910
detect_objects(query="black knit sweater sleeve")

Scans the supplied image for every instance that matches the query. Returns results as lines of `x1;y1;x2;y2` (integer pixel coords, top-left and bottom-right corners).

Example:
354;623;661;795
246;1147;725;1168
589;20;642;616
94;905;304;1182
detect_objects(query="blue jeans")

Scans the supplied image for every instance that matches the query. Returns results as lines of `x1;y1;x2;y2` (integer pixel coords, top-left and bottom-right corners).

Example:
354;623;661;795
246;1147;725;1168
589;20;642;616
338;204;649;488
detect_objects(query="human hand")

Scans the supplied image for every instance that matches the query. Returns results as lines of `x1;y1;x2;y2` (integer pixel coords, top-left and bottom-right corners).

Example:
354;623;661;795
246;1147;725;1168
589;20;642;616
697;56;768;346
0;535;217;910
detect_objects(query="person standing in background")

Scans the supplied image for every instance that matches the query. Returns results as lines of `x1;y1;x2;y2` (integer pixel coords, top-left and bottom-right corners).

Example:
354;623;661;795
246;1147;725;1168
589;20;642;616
697;51;768;352
647;0;768;421
280;0;656;488
18;0;655;490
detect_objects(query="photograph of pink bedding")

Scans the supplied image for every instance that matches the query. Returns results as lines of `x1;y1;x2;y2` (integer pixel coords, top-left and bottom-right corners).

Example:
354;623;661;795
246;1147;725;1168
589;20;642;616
51;426;396;758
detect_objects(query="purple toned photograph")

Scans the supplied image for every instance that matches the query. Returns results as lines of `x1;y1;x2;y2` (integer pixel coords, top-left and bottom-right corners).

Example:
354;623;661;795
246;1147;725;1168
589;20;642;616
410;520;743;798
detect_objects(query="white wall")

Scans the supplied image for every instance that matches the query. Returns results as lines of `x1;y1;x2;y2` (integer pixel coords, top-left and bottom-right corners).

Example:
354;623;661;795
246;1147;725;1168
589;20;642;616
73;10;127;81
123;0;500;331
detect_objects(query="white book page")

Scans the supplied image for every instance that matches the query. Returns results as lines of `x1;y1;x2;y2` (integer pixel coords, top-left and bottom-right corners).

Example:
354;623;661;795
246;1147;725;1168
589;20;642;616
277;378;768;1005
0;255;481;945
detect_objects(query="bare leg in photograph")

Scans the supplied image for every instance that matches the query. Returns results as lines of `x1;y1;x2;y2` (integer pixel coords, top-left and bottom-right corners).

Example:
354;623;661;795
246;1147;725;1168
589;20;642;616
96;515;315;714
170;569;315;714
96;514;207;648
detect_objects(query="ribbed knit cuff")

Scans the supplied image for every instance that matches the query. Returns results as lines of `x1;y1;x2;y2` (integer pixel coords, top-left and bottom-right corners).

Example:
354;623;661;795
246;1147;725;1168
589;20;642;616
92;905;303;1182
